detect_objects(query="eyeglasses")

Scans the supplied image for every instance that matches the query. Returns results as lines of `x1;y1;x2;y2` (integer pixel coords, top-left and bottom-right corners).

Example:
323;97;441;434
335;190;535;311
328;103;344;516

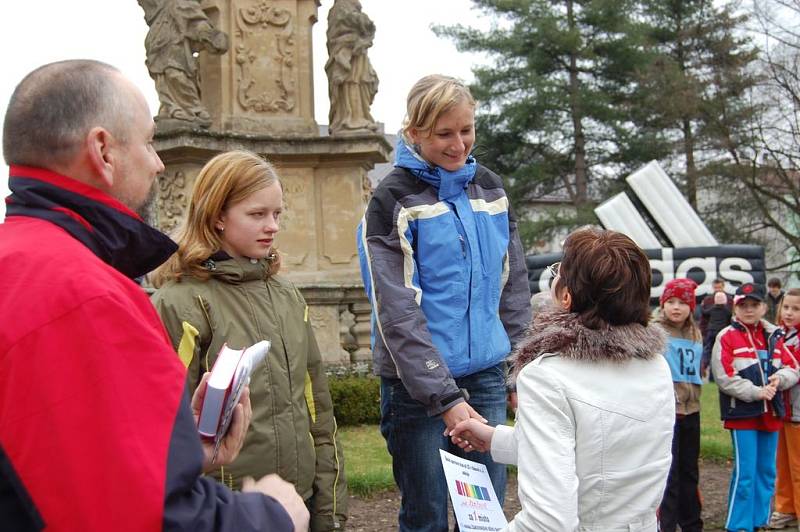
546;262;561;279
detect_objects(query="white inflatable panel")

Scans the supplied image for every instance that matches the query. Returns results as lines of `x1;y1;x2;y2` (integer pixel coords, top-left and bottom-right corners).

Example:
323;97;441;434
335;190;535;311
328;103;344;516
626;160;717;247
595;192;662;249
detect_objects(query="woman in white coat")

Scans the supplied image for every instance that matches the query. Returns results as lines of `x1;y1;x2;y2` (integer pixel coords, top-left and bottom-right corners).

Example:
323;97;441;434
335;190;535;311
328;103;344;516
450;227;676;531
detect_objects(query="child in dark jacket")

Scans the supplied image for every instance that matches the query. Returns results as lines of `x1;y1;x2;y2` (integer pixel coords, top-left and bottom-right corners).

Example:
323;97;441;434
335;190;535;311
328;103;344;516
711;283;799;532
699;278;733;379
658;278;704;532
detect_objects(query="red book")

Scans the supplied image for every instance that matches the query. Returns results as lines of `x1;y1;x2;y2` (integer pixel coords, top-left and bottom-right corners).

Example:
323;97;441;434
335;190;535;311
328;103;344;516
197;340;270;462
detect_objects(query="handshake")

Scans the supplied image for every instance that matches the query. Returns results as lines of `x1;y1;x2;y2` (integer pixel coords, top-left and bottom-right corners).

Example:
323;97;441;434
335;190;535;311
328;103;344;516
441;393;518;454
446;418;497;454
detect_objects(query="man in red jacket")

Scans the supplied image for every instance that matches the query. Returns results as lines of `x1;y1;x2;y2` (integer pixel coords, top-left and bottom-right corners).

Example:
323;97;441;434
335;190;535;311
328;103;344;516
0;60;308;531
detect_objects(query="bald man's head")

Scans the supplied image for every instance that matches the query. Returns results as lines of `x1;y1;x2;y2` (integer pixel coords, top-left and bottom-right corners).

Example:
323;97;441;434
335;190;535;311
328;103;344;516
3;59;133;169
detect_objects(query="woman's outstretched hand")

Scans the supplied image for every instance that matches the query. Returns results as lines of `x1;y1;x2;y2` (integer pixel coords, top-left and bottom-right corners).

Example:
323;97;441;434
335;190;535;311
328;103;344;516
447;418;495;453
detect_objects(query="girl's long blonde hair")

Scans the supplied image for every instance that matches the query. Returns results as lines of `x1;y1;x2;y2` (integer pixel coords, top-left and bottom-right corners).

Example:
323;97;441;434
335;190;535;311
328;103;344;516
151;150;282;287
776;288;800;326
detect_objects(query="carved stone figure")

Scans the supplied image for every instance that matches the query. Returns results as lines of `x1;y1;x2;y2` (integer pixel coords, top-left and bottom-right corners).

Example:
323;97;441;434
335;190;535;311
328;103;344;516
325;0;379;135
139;0;229;127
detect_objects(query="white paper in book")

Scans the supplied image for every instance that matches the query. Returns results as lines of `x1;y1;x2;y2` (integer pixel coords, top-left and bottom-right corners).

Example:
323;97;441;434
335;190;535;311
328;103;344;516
439;450;508;531
196;340;271;463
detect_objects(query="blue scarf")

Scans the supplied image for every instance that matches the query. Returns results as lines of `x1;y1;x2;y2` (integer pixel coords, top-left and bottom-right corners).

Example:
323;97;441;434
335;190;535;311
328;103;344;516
394;138;477;201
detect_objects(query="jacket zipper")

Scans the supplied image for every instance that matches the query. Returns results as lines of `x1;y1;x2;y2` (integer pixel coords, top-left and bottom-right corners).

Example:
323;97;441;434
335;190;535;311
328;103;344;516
744;325;769;414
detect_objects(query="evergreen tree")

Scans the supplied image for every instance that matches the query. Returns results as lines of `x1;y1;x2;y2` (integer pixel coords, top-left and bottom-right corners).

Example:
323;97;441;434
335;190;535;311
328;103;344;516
635;0;760;208
435;0;666;245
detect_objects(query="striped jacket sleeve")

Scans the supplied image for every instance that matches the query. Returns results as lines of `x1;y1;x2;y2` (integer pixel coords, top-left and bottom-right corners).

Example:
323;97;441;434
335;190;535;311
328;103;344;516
357;184;462;416
499;203;532;349
775;338;799;391
151;288;213;393
711;327;764;402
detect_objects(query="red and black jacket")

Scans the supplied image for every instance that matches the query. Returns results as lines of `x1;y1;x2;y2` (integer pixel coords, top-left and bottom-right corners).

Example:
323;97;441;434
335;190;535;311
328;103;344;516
0;167;292;531
712;318;798;430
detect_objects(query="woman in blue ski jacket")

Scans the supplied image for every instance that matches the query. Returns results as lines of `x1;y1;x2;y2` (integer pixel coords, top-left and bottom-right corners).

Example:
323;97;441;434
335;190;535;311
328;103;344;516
357;74;531;532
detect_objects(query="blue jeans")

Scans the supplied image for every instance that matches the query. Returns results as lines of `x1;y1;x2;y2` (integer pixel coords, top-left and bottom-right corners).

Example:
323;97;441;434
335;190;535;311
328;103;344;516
380;363;508;532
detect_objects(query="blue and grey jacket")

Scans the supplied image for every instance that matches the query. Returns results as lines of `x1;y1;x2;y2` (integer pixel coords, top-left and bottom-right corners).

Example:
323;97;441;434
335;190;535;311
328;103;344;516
357;140;531;416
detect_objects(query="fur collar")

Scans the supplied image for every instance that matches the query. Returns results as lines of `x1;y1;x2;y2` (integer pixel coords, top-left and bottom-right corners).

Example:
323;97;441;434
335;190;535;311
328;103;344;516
512;309;667;376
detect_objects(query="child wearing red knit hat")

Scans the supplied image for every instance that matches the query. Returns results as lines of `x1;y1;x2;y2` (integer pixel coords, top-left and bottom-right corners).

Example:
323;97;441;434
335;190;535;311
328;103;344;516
657;278;704;532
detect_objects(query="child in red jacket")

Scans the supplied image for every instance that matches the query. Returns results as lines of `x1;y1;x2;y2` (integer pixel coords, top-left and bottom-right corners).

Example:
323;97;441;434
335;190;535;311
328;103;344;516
711;283;799;532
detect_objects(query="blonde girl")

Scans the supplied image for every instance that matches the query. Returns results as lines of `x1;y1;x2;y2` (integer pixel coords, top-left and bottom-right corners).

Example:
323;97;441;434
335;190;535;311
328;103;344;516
151;150;347;531
769;288;800;529
356;75;531;531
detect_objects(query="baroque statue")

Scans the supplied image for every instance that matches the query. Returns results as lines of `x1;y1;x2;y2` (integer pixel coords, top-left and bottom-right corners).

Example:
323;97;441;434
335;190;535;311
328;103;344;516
325;0;379;135
138;0;229;127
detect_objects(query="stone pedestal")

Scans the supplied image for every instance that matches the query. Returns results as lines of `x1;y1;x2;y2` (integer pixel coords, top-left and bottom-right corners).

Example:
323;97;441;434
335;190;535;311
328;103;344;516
150;0;387;367
294;283;373;367
349;301;373;363
194;0;320;136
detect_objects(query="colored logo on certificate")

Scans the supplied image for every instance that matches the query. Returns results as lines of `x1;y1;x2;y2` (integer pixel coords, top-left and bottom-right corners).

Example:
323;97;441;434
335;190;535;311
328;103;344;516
455;480;491;501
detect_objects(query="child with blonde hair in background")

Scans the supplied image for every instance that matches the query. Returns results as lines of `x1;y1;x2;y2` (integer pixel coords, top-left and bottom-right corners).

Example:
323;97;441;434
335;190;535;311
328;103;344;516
769;288;800;530
657;278;704;532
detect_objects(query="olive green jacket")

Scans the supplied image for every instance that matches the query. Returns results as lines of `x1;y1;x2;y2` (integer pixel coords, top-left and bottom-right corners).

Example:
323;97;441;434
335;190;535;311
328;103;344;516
152;256;347;531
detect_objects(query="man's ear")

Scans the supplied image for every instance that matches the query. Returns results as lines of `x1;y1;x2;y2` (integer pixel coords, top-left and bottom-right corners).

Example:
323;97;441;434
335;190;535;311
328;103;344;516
85;126;115;188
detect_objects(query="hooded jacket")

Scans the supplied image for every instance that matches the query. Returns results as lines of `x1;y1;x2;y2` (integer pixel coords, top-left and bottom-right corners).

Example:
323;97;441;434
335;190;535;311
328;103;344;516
356;139;531;415
0;166;291;531
152;255;347;531
491;310;675;532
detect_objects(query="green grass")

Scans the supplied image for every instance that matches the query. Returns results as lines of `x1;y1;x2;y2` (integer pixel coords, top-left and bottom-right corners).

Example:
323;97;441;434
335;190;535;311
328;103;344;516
339;424;394;497
700;382;733;463
339;383;734;497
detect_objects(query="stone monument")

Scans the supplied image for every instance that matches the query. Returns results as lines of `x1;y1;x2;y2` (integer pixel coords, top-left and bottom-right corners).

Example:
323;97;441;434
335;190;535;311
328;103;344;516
325;0;379;135
139;0;229;127
141;0;390;366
